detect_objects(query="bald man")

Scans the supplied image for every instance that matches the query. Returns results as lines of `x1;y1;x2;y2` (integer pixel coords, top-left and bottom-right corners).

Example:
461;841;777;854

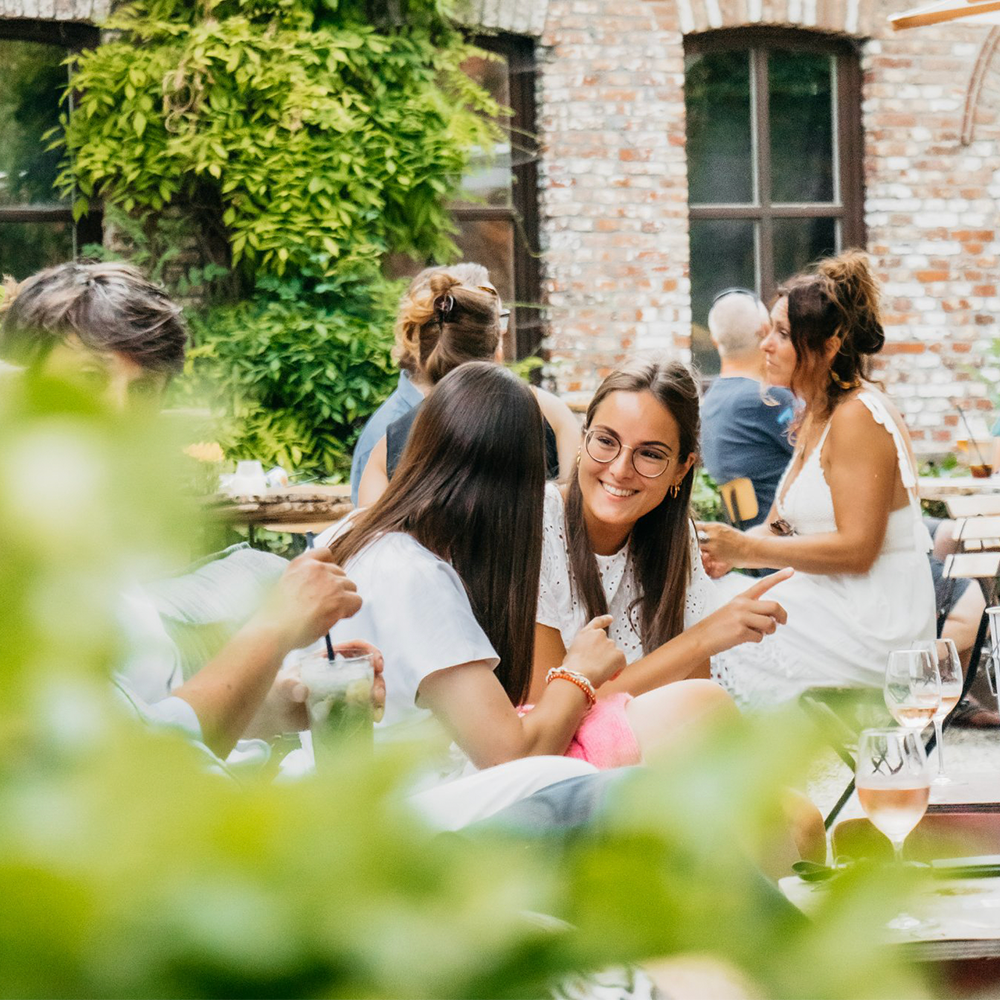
701;289;796;529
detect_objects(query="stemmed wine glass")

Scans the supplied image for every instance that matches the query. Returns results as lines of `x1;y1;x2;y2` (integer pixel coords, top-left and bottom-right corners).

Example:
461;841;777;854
911;638;963;784
856;728;931;930
884;648;941;732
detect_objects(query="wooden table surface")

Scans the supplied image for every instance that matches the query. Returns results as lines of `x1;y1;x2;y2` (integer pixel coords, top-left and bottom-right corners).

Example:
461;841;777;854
202;484;354;527
919;477;1000;502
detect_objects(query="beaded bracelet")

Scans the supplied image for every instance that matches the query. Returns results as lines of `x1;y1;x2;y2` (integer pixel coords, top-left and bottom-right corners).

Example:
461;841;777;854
545;666;597;707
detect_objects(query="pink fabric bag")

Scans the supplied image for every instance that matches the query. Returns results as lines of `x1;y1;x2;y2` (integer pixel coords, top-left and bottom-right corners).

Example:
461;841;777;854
519;693;642;770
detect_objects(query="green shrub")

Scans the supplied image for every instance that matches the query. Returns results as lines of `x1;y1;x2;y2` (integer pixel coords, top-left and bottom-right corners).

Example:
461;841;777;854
181;271;399;476
57;0;500;278
55;0;500;471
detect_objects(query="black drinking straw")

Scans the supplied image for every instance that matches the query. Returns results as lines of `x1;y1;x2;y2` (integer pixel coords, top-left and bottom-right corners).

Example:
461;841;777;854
955;403;988;466
305;531;337;662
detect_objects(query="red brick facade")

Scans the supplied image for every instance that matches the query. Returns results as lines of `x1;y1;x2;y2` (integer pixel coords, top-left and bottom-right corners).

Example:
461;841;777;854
535;0;1000;452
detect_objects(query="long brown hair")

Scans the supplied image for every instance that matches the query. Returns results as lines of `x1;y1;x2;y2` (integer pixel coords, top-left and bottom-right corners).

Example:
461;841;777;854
779;249;885;418
329;362;544;705
565;357;700;653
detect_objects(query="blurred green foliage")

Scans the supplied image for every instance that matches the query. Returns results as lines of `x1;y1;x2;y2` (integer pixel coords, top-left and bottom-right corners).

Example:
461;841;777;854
0;373;934;999
691;467;724;522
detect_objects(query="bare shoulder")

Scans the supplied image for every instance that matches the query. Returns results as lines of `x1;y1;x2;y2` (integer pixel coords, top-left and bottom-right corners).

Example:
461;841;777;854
826;394;895;454
531;385;577;427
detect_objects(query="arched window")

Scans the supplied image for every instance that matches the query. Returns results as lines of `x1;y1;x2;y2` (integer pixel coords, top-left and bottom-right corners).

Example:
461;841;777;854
684;28;864;372
0;20;100;279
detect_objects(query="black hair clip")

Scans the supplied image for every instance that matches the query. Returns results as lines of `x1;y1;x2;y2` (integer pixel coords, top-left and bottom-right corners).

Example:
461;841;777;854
434;293;454;318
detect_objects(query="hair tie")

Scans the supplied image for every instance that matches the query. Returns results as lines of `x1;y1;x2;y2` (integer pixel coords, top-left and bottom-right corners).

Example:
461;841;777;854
433;293;455;323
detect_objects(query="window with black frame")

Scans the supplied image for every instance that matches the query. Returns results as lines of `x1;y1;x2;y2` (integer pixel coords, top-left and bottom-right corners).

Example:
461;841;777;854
684;29;864;374
0;21;99;280
452;34;541;361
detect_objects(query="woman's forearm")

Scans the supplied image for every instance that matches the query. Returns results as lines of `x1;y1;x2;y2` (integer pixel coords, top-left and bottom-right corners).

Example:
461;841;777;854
598;629;712;697
467;681;589;768
740;529;881;574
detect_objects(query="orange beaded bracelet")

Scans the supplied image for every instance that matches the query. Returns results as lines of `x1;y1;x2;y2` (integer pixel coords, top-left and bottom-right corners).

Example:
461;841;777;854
545;666;597;707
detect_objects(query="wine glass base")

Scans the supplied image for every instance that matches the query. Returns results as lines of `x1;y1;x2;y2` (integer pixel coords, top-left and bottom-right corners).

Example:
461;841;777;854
932;772;956;786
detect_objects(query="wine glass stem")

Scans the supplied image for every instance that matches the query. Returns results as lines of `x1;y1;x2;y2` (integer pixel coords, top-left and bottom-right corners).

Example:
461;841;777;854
892;840;905;864
933;718;946;776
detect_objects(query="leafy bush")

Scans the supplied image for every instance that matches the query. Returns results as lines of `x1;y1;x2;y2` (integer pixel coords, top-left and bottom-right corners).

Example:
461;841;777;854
55;0;500;472
691;467;724;522
57;0;500;278
181;271;399;476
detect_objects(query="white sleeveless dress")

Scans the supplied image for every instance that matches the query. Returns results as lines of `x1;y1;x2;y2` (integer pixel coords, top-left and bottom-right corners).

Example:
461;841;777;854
710;391;937;709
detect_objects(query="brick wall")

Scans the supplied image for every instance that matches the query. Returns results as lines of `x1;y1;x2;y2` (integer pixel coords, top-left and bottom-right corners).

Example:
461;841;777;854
536;0;1000;454
5;0;1000;452
0;0;106;21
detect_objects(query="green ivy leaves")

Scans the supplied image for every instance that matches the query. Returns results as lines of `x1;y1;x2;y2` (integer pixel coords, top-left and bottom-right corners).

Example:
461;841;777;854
57;0;501;277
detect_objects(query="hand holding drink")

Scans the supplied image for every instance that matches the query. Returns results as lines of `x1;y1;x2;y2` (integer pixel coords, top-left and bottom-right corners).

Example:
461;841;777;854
297;641;384;767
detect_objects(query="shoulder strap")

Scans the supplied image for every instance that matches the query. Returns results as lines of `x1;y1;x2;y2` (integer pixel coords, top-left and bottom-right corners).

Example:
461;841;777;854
854;391;917;491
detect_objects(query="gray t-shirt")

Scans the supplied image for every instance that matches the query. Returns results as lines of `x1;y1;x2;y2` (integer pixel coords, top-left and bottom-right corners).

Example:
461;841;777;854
701;377;796;527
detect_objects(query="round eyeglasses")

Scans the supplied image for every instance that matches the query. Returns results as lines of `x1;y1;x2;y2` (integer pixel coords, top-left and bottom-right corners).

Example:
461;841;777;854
584;429;673;478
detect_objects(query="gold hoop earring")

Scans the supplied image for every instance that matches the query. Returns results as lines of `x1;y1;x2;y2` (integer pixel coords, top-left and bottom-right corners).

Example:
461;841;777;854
668;484;680;498
575;449;581;467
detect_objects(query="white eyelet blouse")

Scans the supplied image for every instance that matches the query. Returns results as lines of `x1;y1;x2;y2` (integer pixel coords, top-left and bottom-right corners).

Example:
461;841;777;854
536;484;718;663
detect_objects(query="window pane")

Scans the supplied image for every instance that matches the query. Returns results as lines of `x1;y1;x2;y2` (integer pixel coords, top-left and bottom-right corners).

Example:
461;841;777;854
772;216;838;286
0;40;68;207
0;220;74;278
456;53;513;208
685;50;754;205
689;218;756;375
768;51;835;204
450;217;516;354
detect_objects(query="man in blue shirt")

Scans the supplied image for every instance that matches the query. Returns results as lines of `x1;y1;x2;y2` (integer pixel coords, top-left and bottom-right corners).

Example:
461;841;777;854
701;289;796;528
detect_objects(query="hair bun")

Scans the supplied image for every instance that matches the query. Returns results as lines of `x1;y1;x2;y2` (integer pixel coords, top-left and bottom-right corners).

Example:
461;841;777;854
854;321;885;355
817;249;885;356
428;271;462;298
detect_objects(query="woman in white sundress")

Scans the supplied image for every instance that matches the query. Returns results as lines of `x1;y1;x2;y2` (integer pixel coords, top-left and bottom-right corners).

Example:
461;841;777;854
698;250;936;709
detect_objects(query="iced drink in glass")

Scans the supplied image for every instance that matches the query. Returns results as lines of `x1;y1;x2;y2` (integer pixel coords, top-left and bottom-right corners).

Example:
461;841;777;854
298;649;375;765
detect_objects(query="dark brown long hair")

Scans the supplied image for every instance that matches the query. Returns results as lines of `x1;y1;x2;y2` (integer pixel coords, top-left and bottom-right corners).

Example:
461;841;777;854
779;249;885;418
565;357;700;653
329;361;544;705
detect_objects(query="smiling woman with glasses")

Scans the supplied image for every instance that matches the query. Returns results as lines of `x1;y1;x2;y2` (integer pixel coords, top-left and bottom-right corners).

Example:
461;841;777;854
583;428;673;478
531;356;798;754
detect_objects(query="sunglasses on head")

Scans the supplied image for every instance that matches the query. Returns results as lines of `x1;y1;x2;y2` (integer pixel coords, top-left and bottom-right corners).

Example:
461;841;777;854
711;287;761;306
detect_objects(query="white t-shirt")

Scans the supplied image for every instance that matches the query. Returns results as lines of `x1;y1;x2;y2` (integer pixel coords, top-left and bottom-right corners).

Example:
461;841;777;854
536;484;718;663
312;524;500;730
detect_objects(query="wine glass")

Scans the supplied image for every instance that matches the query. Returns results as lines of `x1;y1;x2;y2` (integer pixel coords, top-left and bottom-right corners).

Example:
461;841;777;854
884;649;941;731
856;728;931;930
911;638;963;784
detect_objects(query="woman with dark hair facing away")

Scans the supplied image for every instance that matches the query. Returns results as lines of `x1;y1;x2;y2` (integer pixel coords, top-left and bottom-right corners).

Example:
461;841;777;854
314;363;739;797
532;357;799;749
356;270;580;506
699;250;935;708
